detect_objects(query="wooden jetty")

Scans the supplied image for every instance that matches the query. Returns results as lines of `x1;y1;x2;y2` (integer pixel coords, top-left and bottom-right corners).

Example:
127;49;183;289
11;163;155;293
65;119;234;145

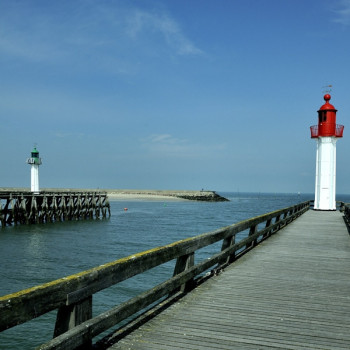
0;190;110;227
0;200;349;349
111;209;350;350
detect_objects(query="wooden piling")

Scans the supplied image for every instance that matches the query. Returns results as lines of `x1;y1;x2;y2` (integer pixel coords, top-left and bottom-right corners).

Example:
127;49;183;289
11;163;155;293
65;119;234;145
0;190;110;227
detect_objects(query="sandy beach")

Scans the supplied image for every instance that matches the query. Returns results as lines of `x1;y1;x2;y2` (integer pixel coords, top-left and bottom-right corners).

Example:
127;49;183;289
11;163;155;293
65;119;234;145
106;192;185;201
104;189;228;201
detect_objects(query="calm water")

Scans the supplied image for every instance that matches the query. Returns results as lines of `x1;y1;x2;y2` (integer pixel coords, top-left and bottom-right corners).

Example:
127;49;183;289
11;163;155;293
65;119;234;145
1;192;349;349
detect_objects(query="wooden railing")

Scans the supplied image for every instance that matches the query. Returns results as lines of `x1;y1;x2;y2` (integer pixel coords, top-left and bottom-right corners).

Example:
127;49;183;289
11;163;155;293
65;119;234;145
345;203;350;220
339;201;350;225
0;201;310;349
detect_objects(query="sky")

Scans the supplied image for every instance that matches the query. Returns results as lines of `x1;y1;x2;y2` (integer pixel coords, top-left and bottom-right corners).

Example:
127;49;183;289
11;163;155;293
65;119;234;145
1;0;350;194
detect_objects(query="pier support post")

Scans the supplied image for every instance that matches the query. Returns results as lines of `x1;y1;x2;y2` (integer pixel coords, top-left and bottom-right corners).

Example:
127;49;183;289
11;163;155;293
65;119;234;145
0;191;110;226
273;214;281;233
263;218;273;239
54;296;93;348
0;204;4;227
246;224;258;249
220;235;236;266
172;253;195;293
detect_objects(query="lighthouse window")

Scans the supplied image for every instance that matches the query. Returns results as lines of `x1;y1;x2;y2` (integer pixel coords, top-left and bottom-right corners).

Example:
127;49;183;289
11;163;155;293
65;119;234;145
318;112;327;123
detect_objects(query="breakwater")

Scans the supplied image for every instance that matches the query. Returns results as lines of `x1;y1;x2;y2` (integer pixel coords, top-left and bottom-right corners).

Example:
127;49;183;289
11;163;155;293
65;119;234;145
0;187;227;227
106;189;229;201
0;189;110;227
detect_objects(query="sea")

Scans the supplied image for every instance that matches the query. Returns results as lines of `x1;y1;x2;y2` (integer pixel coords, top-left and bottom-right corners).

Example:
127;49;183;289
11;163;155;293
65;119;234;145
1;192;349;349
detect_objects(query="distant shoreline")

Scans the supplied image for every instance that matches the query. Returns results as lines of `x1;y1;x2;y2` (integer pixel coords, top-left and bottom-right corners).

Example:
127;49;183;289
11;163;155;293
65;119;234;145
107;192;185;201
105;189;229;201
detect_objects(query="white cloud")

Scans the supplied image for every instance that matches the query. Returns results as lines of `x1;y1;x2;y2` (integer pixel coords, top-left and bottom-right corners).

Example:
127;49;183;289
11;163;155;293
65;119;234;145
126;9;203;56
332;0;350;25
142;134;189;156
0;1;202;72
141;134;225;158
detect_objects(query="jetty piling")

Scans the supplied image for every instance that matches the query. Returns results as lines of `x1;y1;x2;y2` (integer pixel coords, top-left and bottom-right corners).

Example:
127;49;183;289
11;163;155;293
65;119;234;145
0;190;110;227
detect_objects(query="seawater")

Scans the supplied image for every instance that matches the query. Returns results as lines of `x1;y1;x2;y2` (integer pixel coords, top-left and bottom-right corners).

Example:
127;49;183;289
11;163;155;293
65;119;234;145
1;192;349;349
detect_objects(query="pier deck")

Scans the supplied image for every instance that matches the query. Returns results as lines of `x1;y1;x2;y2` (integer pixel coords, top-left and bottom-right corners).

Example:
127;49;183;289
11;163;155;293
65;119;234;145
109;210;350;349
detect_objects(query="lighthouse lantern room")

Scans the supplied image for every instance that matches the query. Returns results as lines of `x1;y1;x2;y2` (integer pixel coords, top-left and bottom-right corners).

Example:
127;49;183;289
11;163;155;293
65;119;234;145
310;94;344;210
27;146;42;193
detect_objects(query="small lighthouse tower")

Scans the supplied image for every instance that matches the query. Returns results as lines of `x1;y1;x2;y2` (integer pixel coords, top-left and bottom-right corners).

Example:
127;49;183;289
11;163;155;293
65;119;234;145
27;146;42;193
310;94;344;210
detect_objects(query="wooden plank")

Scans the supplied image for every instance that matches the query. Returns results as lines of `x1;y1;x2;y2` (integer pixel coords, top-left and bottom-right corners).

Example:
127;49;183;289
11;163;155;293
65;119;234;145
107;210;350;350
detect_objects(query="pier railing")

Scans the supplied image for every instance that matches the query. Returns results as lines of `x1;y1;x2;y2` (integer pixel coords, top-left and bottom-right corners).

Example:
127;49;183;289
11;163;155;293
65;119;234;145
340;201;350;225
0;201;310;349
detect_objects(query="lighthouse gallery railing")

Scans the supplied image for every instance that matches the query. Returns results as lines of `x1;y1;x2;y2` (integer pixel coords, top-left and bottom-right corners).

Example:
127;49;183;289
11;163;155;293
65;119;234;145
310;124;344;138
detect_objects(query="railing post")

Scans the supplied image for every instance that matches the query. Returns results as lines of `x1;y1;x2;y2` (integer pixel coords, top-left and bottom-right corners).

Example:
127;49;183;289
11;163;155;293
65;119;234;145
273;214;281;233
54;296;93;348
246;224;258;249
263;218;272;238
220;235;236;265
172;253;195;293
344;204;350;222
0;202;4;227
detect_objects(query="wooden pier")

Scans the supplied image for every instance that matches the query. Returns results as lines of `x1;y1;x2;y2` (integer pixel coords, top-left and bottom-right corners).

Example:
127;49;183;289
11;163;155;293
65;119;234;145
0;190;110;227
111;209;350;349
0;201;349;349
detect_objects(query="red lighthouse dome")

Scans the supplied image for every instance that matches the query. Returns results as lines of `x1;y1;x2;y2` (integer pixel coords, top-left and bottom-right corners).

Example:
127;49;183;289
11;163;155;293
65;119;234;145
319;94;335;109
310;94;344;138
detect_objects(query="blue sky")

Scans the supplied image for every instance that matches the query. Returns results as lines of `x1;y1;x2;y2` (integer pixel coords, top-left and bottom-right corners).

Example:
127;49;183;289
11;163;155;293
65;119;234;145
1;0;350;194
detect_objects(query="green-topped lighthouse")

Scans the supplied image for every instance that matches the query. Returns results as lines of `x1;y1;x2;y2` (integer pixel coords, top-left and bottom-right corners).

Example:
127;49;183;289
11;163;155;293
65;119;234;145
26;146;42;193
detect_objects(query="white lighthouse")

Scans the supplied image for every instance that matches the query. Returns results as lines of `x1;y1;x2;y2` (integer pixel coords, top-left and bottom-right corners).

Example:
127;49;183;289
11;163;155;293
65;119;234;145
310;94;344;210
27;146;42;193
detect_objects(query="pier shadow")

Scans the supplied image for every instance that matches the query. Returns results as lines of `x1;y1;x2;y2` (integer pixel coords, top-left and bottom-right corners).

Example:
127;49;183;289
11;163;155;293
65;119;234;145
94;291;186;349
94;271;219;349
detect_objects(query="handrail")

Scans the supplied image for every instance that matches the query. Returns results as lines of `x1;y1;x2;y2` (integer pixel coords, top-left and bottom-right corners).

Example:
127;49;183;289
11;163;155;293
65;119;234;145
0;201;310;349
339;201;350;222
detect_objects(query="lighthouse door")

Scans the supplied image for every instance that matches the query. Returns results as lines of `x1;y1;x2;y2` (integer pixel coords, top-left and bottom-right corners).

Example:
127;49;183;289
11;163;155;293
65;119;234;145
319;187;330;209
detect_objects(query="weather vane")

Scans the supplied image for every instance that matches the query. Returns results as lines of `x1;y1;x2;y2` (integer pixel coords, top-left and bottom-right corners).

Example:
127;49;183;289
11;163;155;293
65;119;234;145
322;84;332;94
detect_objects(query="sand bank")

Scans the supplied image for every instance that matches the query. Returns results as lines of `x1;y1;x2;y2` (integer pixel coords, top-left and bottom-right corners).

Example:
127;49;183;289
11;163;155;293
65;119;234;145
106;192;185;201
106;190;229;202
